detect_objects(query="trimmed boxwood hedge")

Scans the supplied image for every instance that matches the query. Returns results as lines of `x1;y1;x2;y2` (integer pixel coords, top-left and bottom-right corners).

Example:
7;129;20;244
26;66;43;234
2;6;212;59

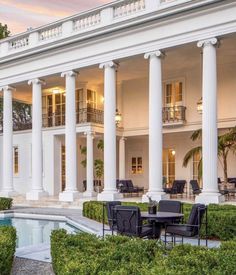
0;226;16;275
0;197;13;211
83;201;236;241
51;230;236;275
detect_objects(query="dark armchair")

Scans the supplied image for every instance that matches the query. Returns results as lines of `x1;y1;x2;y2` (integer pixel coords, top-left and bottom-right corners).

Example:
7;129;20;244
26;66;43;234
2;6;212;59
165;203;208;247
102;201;121;237
115;205;156;238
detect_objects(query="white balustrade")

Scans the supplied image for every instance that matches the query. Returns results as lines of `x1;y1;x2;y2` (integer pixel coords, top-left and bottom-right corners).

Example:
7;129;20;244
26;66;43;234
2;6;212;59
9;36;29;50
39;25;62;41
113;0;145;18
73;13;101;31
1;0;188;56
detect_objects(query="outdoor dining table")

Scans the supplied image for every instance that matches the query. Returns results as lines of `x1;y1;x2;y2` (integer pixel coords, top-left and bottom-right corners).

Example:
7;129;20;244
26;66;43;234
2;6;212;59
141;211;184;239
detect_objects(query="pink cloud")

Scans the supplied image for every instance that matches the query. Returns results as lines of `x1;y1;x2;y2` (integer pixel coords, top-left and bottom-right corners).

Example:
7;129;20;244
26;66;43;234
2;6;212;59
0;0;110;34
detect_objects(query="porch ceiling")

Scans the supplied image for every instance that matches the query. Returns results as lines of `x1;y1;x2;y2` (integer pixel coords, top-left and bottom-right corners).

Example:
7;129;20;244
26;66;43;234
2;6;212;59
8;34;236;104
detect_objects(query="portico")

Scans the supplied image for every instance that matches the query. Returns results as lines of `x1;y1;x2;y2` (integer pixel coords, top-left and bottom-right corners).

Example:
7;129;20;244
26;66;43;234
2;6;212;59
0;0;236;204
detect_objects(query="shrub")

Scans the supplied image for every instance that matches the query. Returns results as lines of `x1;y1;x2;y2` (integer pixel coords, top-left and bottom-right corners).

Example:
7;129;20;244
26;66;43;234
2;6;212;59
83;201;236;240
0;197;13;211
51;230;236;275
0;226;16;275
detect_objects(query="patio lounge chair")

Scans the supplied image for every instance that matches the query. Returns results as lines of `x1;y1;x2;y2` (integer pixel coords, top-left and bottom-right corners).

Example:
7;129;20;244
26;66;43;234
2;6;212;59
164;180;186;197
115;205;156;238
190;180;202;195
118;180;144;196
165;203;208;247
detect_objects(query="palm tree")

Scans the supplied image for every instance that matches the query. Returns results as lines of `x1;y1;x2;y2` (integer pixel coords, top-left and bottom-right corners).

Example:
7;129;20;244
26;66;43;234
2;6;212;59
183;127;236;183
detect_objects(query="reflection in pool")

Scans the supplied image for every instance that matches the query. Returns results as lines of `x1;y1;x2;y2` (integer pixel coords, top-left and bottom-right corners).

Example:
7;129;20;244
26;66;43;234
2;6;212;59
0;217;79;248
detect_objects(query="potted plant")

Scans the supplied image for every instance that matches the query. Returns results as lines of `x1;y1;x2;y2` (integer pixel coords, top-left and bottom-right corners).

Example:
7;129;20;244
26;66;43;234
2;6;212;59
147;196;158;214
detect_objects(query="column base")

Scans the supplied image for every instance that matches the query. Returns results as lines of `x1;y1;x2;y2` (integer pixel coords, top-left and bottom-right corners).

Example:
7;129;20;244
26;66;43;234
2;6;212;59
83;191;97;198
26;190;48;201
142;191;169;203
97;191;123;201
195;192;225;205
59;191;81;202
0;190;18;198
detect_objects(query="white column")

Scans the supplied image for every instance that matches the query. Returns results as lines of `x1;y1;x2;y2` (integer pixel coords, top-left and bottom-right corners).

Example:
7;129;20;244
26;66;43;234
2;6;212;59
196;38;223;204
97;61;122;201
83;131;97;197
142;51;169;202
59;71;80;202
119;137;126;180
27;79;48;200
0;86;17;197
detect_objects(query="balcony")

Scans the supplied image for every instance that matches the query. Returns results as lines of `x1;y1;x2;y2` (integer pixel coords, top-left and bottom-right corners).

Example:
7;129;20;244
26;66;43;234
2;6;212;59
163;106;186;127
42;107;104;128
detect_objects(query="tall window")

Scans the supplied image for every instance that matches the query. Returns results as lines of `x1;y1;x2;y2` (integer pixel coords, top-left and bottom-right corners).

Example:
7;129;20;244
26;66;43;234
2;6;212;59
61;145;66;192
164;80;183;106
87;89;97;109
13;146;19;176
163;149;175;184
131;157;143;175
192;151;201;180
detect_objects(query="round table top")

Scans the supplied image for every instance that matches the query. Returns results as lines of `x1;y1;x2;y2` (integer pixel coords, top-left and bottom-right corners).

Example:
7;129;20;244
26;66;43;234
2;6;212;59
141;211;184;220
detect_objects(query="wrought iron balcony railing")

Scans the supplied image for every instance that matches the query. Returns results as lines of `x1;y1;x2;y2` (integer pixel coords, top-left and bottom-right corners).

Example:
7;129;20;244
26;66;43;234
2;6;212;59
42;107;104;128
163;106;186;125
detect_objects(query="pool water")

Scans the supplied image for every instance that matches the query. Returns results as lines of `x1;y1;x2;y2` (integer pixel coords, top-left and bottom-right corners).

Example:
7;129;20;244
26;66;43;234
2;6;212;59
0;217;79;248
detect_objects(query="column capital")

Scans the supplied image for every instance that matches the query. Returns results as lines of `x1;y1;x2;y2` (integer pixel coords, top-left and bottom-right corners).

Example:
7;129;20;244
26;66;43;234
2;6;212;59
84;131;95;138
61;70;78;78
197;38;218;48
0;85;15;92
28;78;46;86
144;50;165;60
99;61;118;69
120;136;127;141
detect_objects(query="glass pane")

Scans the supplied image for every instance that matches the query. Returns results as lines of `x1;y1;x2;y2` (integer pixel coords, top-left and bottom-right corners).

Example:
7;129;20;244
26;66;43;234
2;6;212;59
175;82;183;102
47;95;52;105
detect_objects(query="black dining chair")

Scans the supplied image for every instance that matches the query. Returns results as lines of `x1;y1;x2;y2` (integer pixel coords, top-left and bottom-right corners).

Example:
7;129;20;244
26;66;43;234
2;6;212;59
102;201;121;237
115;205;156;238
158;200;182;213
164;203;208;247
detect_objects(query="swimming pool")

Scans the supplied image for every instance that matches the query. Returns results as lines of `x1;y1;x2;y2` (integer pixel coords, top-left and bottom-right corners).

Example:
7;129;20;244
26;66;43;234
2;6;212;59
0;217;80;248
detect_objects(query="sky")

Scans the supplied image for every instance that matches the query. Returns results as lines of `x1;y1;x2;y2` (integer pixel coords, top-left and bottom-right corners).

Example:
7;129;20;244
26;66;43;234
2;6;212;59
0;0;110;34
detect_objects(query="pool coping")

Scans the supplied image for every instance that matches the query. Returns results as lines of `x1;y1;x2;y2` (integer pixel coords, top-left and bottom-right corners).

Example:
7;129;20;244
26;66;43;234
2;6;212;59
0;210;99;235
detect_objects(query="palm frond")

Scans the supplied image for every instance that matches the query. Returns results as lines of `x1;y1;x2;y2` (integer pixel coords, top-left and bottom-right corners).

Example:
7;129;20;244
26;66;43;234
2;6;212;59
183;146;202;167
191;129;202;141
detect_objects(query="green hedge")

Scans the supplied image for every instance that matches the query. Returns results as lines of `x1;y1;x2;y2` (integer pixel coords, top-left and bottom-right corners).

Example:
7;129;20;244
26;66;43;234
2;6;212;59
51;230;236;275
0;197;13;211
83;201;236;241
0;226;16;275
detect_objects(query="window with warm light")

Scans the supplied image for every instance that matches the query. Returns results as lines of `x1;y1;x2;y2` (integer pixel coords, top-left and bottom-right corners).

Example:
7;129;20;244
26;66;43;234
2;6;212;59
131;157;143;174
164;80;183;106
13;146;19;176
163;149;175;184
192;151;201;183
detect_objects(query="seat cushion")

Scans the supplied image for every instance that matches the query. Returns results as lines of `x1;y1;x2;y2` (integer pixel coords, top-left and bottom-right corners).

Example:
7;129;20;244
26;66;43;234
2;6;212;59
166;225;195;237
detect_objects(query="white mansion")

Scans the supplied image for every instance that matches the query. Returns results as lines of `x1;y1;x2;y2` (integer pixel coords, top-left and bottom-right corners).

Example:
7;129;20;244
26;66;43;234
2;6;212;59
0;0;235;204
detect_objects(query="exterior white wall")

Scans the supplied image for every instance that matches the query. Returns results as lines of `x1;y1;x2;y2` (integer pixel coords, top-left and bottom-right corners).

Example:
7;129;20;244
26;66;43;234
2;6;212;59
122;62;236;131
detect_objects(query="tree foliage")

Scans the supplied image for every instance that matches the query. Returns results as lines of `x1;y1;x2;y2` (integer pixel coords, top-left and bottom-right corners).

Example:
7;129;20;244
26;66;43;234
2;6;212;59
183;127;236;183
0;23;10;39
0;99;32;131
